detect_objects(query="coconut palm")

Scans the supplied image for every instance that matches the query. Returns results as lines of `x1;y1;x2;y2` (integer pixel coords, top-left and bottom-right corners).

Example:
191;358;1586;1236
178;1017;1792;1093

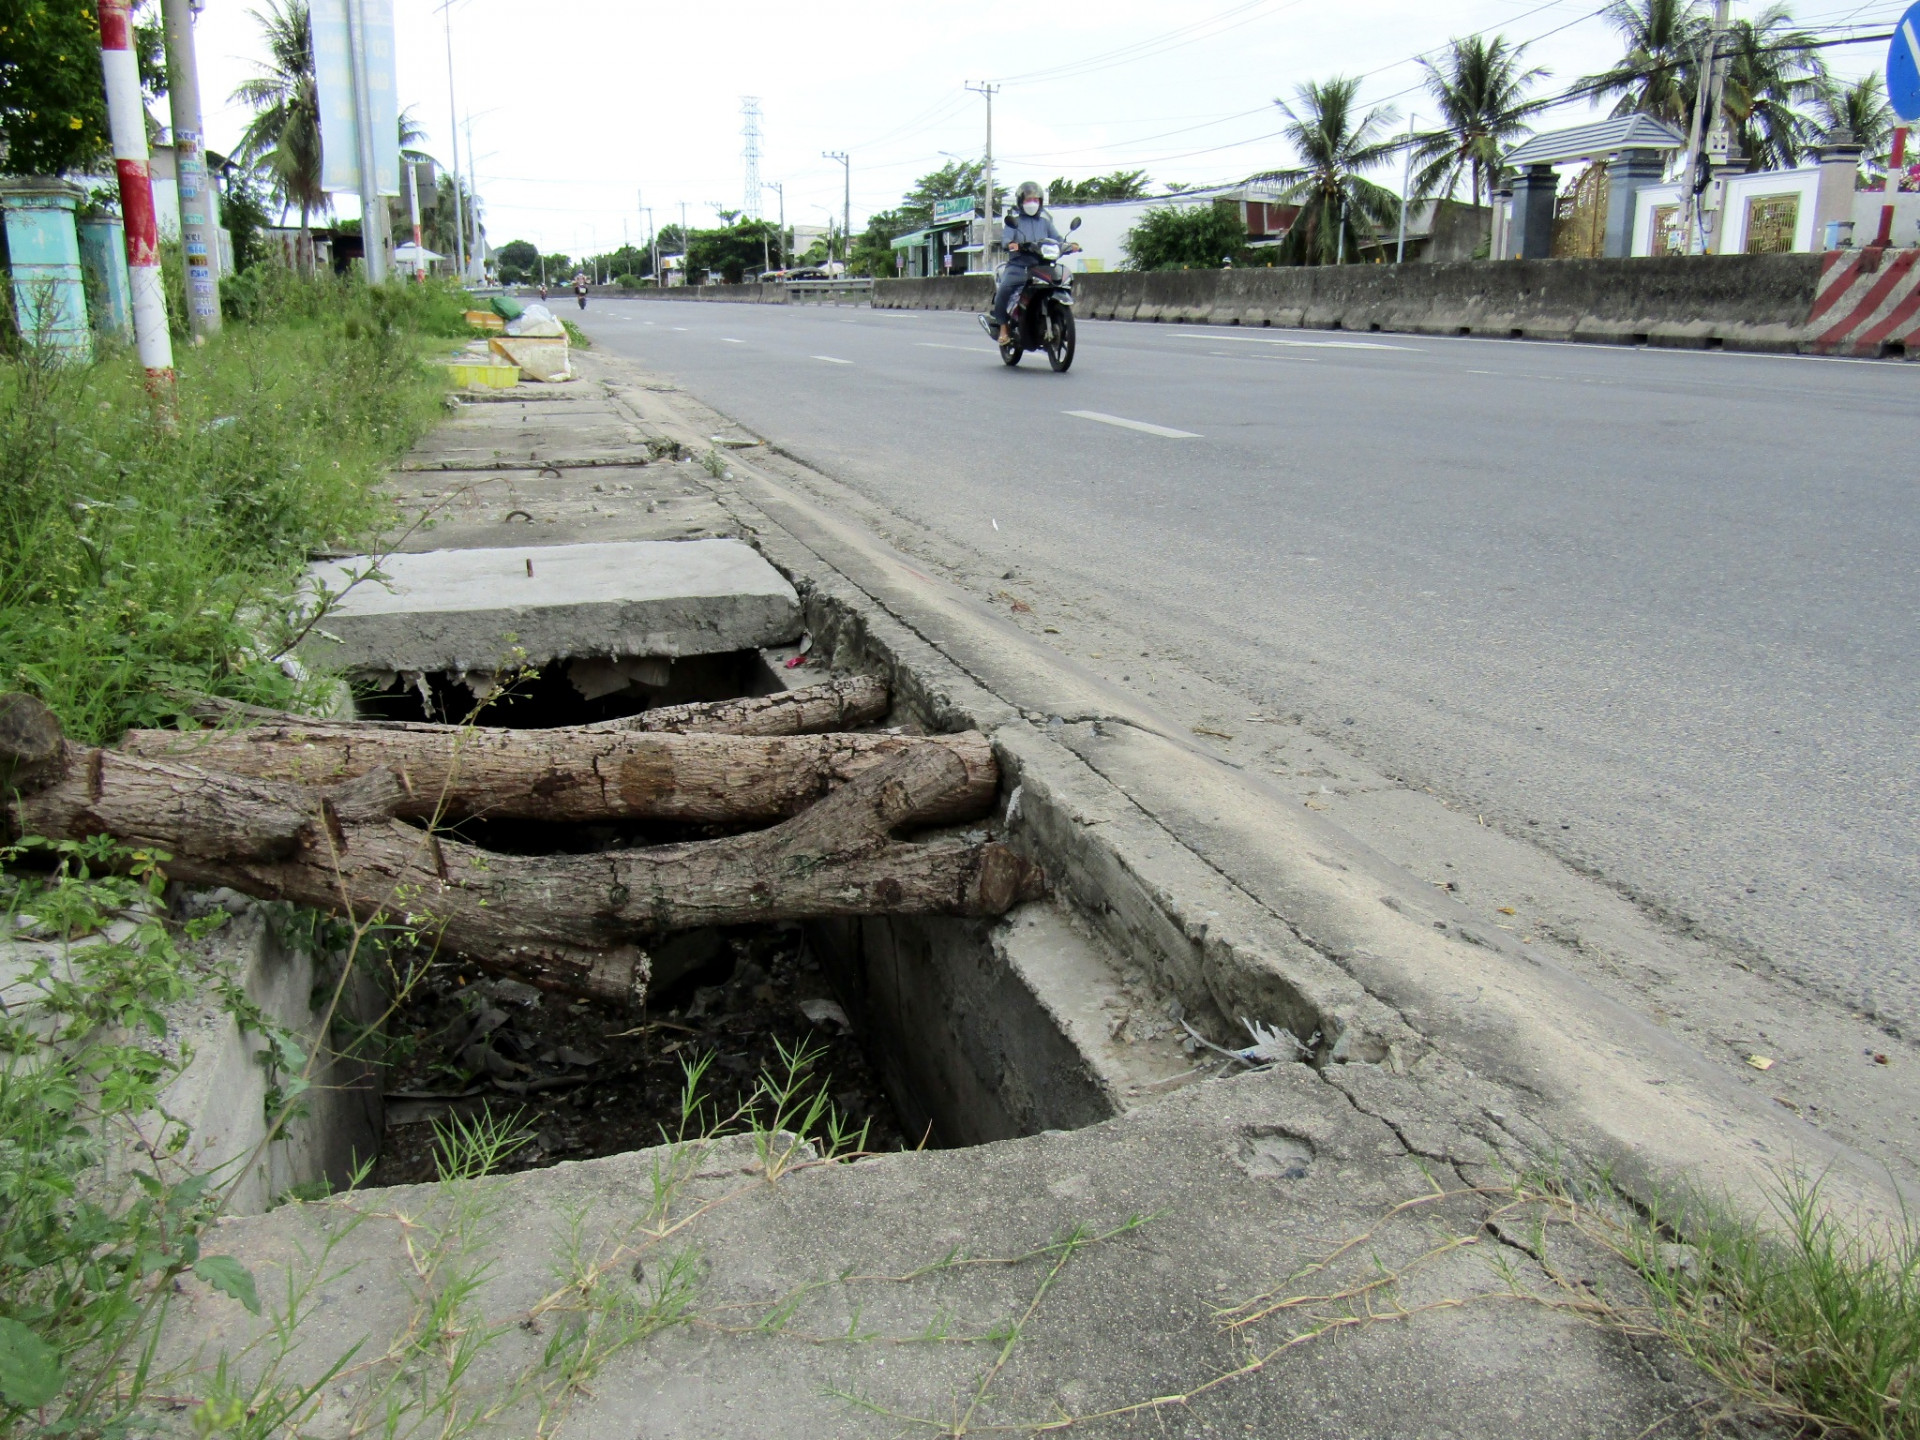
1719;3;1827;168
1250;77;1402;265
1815;71;1896;177
231;0;325;274
1579;0;1707;127
1411;35;1553;204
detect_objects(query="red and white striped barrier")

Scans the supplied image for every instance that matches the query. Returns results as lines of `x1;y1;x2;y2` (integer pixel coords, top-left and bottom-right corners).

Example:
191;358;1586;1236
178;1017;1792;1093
1806;248;1920;357
97;0;174;383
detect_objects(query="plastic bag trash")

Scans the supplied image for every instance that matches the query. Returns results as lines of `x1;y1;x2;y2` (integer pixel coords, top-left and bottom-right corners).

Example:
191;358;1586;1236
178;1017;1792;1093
505;302;567;337
800;998;852;1031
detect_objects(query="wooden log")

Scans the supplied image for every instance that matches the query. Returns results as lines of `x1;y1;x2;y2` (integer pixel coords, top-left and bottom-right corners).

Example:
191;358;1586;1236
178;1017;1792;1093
178;674;891;738
3;697;1043;1008
119;725;997;827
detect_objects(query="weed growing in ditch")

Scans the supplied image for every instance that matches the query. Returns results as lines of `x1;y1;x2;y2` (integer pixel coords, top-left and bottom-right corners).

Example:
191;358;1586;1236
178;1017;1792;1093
0;273;461;744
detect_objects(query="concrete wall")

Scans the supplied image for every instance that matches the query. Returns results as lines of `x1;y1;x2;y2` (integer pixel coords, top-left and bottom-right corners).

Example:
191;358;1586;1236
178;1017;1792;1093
875;254;1826;350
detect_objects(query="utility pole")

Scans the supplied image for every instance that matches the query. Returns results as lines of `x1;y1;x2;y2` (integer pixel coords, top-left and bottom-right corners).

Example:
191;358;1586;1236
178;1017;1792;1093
966;82;998;273
344;0;386;281
161;0;219;335
763;180;784;267
1396;112;1417;264
96;0;173;388
438;0;466;278
1675;0;1730;255
405;155;425;277
680;200;688;283
822;151;849;270
464;115;482;280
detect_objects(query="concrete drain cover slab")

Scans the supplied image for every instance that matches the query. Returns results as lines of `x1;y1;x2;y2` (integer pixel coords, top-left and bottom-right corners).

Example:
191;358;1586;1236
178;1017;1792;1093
301;538;802;673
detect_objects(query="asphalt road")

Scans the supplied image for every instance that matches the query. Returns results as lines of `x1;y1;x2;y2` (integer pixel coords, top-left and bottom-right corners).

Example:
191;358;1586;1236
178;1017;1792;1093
574;297;1920;1037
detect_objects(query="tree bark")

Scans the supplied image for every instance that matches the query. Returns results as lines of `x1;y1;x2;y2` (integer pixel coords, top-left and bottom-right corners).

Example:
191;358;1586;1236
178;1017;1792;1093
118;725;996;827
179;673;891;739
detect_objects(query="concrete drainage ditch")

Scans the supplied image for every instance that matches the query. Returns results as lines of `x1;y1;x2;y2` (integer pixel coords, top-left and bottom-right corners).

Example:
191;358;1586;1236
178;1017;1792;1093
285;529;1212;1184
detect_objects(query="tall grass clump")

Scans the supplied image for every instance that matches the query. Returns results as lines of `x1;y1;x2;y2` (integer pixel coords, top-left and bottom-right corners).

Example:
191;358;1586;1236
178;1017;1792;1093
0;270;467;743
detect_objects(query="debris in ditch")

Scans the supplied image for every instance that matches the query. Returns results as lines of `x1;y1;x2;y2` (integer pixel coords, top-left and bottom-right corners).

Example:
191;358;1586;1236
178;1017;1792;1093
368;924;905;1186
1748;1055;1774;1070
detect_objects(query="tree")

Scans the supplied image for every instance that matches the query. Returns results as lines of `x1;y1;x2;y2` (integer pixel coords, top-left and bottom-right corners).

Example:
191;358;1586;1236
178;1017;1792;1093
495;239;538;283
1579;0;1705;128
904;160;983;222
0;0;165;176
1047;171;1153;204
210;157;272;272
1719;3;1826;169
685;217;781;283
1121;202;1250;270
232;0;325;275
1412;36;1551;204
1249;77;1401;266
851;207;911;277
1815;71;1895;178
421;171;478;267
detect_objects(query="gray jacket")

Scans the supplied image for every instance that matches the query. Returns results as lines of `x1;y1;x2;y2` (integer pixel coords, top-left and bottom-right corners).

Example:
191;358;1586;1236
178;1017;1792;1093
1002;208;1063;264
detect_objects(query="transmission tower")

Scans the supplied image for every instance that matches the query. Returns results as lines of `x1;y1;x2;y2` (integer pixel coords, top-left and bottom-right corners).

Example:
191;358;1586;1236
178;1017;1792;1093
741;97;763;220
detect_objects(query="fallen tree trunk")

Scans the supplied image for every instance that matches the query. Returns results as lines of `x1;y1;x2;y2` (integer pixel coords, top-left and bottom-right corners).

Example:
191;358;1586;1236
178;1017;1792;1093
180;673;891;738
118;725;996;827
3;696;1042;1008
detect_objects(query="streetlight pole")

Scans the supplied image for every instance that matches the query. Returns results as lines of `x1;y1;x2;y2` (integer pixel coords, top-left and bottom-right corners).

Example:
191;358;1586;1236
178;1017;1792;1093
1396;112;1418;264
822;151;849;271
438;0;466;278
966;82;998;273
161;0;219;334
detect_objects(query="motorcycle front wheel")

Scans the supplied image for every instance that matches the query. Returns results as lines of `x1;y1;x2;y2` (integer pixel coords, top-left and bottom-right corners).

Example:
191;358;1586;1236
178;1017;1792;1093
1046;309;1076;372
1000;336;1022;366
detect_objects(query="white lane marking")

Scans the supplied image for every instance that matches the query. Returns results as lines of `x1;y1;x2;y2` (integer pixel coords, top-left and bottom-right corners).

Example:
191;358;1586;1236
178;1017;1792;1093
1063;410;1200;439
671;326;688;331
721;337;743;344
918;342;998;354
811;355;853;364
1177;333;1417;352
1209;350;1318;362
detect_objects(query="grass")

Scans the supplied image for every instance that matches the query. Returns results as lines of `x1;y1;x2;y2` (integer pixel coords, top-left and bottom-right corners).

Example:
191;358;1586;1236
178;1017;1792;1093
0;268;468;744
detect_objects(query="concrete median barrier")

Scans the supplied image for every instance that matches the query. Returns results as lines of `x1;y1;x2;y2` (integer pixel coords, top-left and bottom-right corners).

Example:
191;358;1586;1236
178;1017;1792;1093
871;253;1884;354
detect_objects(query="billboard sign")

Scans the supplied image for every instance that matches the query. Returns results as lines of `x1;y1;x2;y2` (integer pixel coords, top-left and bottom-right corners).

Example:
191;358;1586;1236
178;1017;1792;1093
313;0;400;196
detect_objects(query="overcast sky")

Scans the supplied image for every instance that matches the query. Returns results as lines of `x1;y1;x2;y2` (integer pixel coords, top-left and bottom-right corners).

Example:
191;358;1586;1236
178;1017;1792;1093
176;0;1904;255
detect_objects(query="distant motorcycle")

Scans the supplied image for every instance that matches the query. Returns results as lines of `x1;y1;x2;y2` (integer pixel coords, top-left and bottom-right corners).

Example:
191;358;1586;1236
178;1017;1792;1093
575;282;588;311
979;215;1082;372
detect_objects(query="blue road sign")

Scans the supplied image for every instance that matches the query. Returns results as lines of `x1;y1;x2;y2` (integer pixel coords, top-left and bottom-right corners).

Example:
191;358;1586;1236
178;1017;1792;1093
1892;1;1920;122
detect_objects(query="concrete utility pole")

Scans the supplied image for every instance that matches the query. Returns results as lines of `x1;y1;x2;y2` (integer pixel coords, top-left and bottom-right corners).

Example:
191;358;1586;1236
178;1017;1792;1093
764;180;785;267
96;0;173;387
464;116;482;279
161;0;219;335
344;0;387;281
405;155;425;277
1675;0;1730;255
823;151;849;270
438;0;466;278
967;82;998;272
1396;112;1418;265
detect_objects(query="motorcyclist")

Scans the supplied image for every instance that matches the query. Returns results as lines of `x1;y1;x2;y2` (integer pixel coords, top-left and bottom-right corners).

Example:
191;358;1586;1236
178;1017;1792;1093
572;271;589;310
991;181;1066;346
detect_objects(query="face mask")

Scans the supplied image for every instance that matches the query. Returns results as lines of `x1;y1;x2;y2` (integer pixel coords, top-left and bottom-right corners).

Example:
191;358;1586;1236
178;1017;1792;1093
1022;200;1040;216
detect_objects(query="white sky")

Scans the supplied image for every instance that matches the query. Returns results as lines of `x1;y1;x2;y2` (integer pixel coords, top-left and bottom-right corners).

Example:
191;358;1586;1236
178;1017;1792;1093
175;0;1905;256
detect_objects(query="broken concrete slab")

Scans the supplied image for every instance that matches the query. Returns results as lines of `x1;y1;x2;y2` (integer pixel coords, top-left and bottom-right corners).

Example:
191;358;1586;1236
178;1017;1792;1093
386;464;740;552
301;537;802;674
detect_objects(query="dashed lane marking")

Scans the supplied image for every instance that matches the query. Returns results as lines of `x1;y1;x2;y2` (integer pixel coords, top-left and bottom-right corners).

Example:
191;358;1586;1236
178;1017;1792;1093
1063;410;1200;439
811;355;854;365
1176;333;1418;352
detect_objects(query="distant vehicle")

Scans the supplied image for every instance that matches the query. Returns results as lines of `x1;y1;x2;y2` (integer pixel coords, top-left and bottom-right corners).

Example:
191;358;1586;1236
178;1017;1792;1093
760;266;833;282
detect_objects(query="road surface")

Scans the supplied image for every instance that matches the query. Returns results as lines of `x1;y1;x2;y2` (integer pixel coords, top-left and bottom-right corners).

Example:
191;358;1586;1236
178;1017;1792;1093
576;296;1919;1049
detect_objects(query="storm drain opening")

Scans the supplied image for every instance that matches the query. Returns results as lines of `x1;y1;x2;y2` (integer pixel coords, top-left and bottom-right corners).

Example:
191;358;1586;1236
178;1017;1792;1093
298;535;1207;1181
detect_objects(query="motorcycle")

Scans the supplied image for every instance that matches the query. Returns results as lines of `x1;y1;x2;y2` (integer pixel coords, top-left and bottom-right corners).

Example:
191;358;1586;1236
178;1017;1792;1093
979;215;1082;372
575;284;589;311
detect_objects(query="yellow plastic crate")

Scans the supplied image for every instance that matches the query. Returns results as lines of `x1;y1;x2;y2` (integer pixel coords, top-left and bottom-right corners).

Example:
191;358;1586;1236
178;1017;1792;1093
464;309;506;333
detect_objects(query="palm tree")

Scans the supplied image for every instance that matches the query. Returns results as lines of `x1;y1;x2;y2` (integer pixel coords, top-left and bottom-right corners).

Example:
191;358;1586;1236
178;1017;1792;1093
1719;3;1827;169
1815;71;1896;177
1579;0;1707;127
231;0;325;275
1412;35;1553;204
1250;77;1402;265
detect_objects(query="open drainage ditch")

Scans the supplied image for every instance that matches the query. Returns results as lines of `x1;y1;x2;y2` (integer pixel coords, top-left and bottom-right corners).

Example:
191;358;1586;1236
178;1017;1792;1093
279;533;1230;1191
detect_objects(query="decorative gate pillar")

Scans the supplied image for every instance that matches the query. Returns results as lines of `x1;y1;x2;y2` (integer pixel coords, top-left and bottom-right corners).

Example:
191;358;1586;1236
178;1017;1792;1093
0;177;93;359
78;215;136;339
1603;149;1668;258
1507;164;1558;260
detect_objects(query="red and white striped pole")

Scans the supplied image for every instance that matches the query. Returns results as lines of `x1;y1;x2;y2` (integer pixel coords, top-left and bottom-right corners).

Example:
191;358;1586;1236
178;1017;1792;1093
97;0;174;387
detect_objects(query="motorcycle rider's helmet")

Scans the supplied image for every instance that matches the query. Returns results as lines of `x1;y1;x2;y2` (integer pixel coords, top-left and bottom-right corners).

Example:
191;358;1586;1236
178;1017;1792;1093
1015;181;1044;218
